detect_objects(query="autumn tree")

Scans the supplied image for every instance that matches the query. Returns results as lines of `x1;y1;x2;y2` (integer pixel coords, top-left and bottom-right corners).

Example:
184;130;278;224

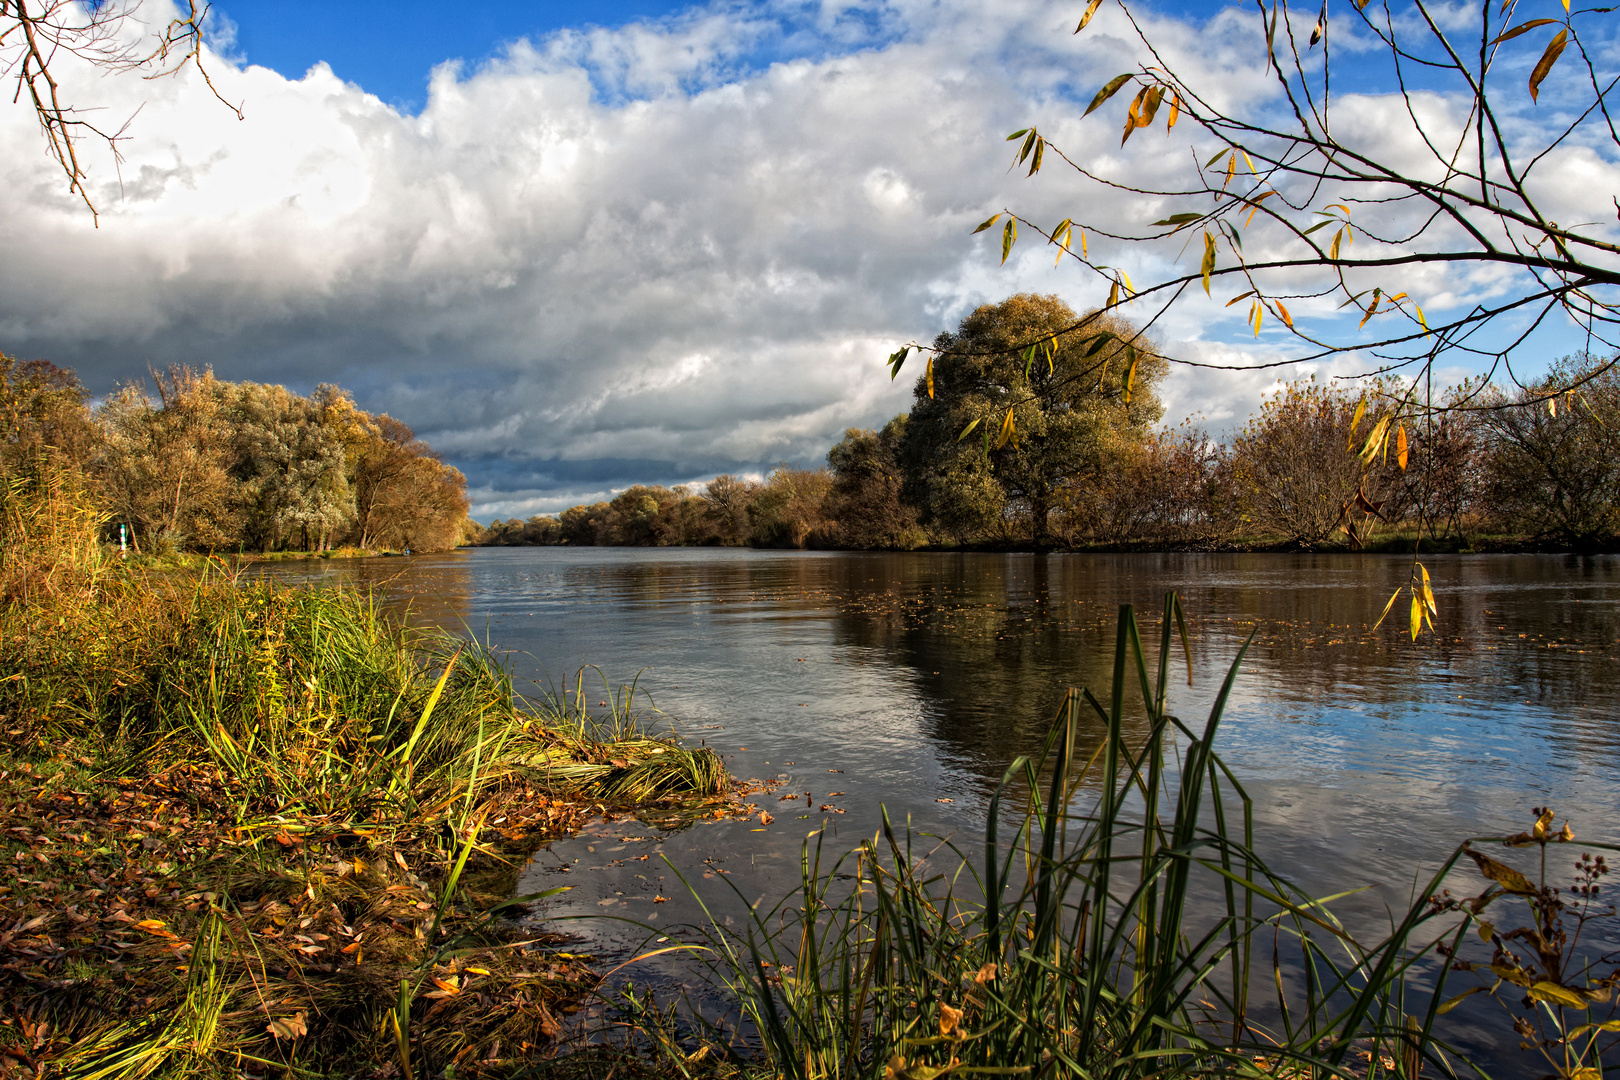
747;467;834;548
0;356;96;474
95;367;243;551
1476;358;1620;546
824;417;919;549
701;475;759;546
898;295;1164;546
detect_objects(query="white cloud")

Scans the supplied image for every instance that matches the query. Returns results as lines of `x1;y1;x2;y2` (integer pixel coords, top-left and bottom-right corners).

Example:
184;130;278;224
0;0;1608;516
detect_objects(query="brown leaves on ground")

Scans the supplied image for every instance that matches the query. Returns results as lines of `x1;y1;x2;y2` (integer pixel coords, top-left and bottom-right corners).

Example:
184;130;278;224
0;749;609;1077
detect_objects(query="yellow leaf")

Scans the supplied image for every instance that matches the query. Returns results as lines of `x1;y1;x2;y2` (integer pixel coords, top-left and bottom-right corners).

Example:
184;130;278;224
1358;415;1391;464
1001;218;1017;264
1223;152;1236;189
939;1003;964;1036
1167;92;1181;130
1414;302;1429;335
926;356;934;399
1348;395;1368;449
1330;228;1343;260
1201;231;1216;295
1226;290;1255;307
1529;981;1590;1010
1108;279;1119;310
972;213;1001;234
1437;986;1487;1014
1420;564;1436;616
1396;423;1409;470
1124;348;1139;405
1529;28;1568;102
1240;149;1256;173
1075;0;1105;32
1465;848;1537;894
994;407;1016;450
1250;299;1263;336
1275;300;1292;327
1410;593;1422;640
1373;585;1402;630
1081;228;1088;258
1549;395;1558;417
1358;288;1382;329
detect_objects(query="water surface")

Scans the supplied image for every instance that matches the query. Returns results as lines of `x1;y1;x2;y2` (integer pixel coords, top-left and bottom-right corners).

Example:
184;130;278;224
259;548;1620;1063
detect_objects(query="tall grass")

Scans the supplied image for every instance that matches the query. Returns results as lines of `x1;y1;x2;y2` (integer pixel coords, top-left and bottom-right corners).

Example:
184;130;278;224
679;595;1483;1080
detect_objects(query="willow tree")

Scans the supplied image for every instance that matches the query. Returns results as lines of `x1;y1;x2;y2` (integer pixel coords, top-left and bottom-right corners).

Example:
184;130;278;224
898;295;1165;546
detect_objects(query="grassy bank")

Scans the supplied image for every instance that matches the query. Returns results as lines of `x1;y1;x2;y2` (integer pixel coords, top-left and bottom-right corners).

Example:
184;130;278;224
0;474;735;1076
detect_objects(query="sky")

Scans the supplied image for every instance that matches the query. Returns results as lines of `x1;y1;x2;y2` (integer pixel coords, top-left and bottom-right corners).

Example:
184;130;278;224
0;0;1612;520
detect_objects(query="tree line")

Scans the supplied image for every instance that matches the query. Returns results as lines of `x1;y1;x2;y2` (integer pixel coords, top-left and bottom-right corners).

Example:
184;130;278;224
1;359;471;553
477;295;1620;553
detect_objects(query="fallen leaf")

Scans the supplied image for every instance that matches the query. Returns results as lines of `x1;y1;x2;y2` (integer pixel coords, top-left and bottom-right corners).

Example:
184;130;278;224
266;1012;307;1040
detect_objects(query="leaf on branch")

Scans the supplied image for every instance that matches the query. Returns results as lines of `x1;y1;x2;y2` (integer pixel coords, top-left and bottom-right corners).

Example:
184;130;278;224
1308;1;1326;47
993;407;1016;450
1250;300;1263;336
1529;982;1591;1010
888;346;910;380
1001;218;1017;264
1028;137;1045;175
1330;228;1344;260
1396;422;1409;470
1107;279;1119;310
1226;290;1255;307
1204;147;1232;168
926;356;934;399
1168;92;1181;130
1244;189;1278;227
1124;346;1139;405
1016;129;1039;166
1358;288;1383;329
957;417;982;442
1464;847;1537;894
1489;18;1558;44
1274;300;1293;327
972;213;1001;234
1082;331;1117;357
1201;231;1216;295
1358;414;1391;464
1005;129;1029;141
1421;564;1436;618
1224;152;1236;189
1085;74;1134;117
1437;987;1487;1015
1076;0;1107;32
1410;593;1422;640
1152;212;1203;227
1529;29;1568;102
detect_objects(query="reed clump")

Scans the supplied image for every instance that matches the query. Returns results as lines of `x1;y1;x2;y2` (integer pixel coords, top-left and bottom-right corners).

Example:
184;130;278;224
663;597;1620;1080
0;480;734;1077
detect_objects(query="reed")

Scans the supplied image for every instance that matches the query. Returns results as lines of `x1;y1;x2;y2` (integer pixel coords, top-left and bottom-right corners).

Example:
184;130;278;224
675;595;1494;1080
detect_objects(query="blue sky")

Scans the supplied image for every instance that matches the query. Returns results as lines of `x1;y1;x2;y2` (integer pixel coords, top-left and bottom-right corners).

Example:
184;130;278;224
0;0;1611;519
216;0;728;112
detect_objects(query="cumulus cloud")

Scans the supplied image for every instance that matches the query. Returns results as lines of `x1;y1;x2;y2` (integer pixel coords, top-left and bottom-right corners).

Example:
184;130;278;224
0;0;1604;518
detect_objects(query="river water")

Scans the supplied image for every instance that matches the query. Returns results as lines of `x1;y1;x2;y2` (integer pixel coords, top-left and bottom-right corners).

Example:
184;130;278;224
258;548;1620;1065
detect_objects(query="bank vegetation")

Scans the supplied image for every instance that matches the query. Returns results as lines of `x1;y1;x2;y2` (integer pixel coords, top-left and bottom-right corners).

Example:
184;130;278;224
477;296;1620;555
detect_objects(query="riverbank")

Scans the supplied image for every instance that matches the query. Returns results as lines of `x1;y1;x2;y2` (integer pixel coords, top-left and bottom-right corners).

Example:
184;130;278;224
0;557;737;1077
474;528;1620;556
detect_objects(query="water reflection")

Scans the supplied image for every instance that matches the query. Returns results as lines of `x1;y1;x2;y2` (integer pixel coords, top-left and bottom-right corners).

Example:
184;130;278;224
254;548;1620;1038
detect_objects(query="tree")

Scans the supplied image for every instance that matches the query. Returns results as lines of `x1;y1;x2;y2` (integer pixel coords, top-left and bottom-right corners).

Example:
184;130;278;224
898;295;1164;546
0;355;96;474
747;467;833;548
824;417;919;549
701;475;759;546
1057;423;1236;547
95;367;243;551
1476;358;1620;546
228;382;355;552
1228;377;1406;547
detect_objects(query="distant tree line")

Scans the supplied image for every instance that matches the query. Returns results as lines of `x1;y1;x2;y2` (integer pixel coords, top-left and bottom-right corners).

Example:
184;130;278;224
0;359;471;553
476;295;1620;553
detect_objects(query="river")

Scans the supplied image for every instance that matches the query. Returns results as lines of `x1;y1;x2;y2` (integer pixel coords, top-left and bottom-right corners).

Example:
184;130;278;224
257;547;1620;1066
